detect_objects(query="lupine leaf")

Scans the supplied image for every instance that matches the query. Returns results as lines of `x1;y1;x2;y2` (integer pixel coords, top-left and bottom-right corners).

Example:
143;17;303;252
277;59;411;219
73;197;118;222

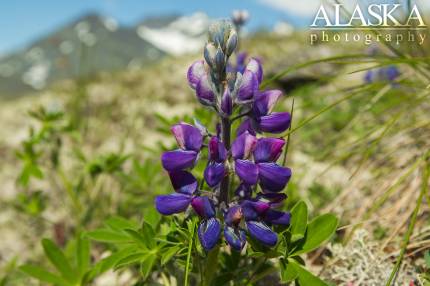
141;222;157;249
85;229;131;243
104;216;137;231
291;214;338;255
140;252;157;279
290;201;308;242
76;235;90;277
87;246;138;280
161;246;181;265
144;207;161;230
124;229;149;249
280;259;298;283
288;259;330;286
41;239;77;283
19;265;70;286
114;252;147;269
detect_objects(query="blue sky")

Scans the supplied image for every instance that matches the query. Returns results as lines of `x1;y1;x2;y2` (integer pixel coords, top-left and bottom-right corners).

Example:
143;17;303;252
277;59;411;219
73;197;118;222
0;0;315;55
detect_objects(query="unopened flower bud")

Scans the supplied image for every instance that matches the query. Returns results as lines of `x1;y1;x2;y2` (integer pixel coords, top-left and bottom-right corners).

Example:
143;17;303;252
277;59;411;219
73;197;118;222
221;89;233;116
208;20;234;51
214;48;225;72
204;43;217;68
226;30;238;57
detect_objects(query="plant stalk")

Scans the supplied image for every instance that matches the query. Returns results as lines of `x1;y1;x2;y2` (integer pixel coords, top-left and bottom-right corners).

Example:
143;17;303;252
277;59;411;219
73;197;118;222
220;117;231;205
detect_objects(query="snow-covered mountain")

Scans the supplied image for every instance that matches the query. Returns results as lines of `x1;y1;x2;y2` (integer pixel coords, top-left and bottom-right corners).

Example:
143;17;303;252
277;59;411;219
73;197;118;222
136;12;210;56
0;13;212;95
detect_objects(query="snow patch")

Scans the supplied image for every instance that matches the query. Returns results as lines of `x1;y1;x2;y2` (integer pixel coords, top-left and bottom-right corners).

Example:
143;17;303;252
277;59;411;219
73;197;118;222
137;12;210;56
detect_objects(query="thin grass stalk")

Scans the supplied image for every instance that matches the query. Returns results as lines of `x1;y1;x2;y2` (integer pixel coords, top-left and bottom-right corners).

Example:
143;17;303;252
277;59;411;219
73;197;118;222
385;157;430;286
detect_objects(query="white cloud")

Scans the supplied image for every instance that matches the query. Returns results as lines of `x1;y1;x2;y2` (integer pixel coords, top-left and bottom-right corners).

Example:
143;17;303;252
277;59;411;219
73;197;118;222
258;0;322;17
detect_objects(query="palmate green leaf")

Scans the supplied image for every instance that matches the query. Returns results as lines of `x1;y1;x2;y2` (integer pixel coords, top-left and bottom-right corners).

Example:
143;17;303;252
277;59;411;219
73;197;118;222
160;246;181;265
290;201;308;242
86;246;138;281
140;252;157;279
142;222;157;249
291;214;338;256
41;239;77;283
114;252;147;269
144;207;161;230
288;259;331;286
19;265;70;286
85;229;131;243
280;259;298;283
104;216;138;231
124;229;149;249
76;235;90;277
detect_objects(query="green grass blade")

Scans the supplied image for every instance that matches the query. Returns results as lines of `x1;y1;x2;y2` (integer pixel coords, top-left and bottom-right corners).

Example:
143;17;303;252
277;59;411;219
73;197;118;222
385;157;430;286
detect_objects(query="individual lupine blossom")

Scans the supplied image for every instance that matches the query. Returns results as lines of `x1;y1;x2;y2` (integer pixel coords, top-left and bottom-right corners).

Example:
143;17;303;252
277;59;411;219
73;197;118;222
155;20;292;252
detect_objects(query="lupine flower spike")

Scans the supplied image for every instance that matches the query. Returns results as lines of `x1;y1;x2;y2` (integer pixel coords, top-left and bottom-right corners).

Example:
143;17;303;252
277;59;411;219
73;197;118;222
155;20;292;251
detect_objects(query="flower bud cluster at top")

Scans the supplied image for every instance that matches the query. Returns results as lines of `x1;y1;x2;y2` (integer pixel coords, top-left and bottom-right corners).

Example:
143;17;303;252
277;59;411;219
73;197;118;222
155;20;292;252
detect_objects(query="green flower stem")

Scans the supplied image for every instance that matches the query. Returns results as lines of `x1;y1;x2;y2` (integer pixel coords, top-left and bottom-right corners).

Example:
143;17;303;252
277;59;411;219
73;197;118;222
184;221;196;286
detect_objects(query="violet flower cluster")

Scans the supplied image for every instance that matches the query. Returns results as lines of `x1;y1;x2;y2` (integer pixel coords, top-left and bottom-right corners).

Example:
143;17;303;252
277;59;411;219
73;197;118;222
155;21;292;252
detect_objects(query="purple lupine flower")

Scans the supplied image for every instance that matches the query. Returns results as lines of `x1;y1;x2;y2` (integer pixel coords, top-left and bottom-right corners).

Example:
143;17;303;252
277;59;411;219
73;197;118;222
231;133;292;192
364;65;400;84
237;89;291;135
161;123;203;171
155;170;221;250
156;20;293;253
187;60;215;106
223;195;290;250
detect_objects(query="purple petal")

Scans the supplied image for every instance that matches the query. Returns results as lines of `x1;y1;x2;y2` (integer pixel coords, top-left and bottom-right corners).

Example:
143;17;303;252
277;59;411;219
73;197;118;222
253;138;285;163
264;210;291;225
171;123;203;152
234;183;253;199
221;89;233;116
240;201;258;221
231;131;257;160
155;193;191;215
257;112;291;134
258;163;292;192
236;52;248;73
161;150;198;171
224;205;243;226
257;193;287;204
208;137;227;162
196;74;215;106
224;226;246;251
253;90;282;116
237;70;258;102
251;201;271;214
246;221;277;247
191;196;215;218
187;60;205;89
236;118;256;136
364;70;374;83
235;159;258;185
198;218;221;251
246;58;263;84
204;162;225;187
168;170;198;195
